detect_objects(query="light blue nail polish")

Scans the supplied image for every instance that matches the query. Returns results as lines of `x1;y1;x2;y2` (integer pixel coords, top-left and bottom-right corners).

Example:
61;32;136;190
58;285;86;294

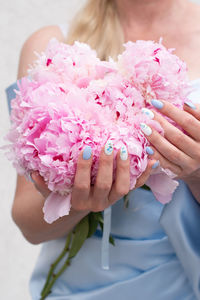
146;147;154;155
83;146;92;160
151;99;164;109
28;173;35;183
184;101;196;110
152;160;160;169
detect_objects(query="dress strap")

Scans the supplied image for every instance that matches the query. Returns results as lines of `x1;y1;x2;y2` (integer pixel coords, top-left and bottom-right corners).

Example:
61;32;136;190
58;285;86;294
57;23;69;39
5;81;19;115
101;206;112;270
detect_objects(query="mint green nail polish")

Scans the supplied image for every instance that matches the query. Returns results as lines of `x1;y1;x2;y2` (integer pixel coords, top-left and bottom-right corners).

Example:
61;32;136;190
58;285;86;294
140;123;152;136
120;145;128;160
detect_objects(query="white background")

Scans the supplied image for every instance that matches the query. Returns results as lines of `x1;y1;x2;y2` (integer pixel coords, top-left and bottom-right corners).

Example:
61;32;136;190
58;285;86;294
0;0;199;299
0;1;86;299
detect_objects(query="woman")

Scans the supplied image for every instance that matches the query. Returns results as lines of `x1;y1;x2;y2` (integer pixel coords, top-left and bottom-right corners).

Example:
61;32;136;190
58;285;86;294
6;0;200;299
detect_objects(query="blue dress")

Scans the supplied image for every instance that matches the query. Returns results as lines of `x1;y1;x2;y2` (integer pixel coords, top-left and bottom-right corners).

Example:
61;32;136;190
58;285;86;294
5;79;200;300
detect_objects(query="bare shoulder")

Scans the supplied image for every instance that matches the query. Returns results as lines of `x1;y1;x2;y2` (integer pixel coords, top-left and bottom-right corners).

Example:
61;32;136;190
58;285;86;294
17;25;65;78
187;2;200;32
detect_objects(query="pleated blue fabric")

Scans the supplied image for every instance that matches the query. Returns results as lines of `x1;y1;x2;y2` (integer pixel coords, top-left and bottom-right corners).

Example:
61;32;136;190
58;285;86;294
5;78;200;300
29;183;198;300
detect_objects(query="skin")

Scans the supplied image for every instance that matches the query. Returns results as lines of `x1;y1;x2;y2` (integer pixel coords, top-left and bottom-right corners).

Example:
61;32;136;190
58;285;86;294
12;0;200;244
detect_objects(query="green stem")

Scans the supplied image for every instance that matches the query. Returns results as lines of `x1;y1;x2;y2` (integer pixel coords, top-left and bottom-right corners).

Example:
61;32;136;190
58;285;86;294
40;232;72;297
124;193;129;208
40;258;71;300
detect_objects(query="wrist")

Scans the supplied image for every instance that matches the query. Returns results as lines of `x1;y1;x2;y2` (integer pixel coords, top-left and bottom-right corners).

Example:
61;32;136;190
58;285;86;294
183;176;200;204
183;175;199;186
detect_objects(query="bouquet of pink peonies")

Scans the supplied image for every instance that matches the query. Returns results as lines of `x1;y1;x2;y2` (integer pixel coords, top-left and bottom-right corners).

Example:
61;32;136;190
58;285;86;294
5;38;190;222
4;38;191;299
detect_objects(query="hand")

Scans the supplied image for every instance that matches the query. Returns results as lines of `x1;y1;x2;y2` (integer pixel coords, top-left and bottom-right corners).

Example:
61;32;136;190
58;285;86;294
31;142;157;212
140;99;200;184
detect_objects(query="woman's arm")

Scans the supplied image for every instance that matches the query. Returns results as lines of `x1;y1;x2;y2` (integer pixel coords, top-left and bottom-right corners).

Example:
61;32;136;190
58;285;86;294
12;174;89;244
12;27;156;244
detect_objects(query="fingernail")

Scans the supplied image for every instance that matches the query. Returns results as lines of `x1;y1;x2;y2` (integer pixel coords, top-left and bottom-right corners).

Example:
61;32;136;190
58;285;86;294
184;101;196;110
152;160;160;169
151;99;164;109
146;146;154;155
104;140;113;155
83;146;92;160
120;145;128;161
141;108;154;119
140;123;152;136
28;173;35;183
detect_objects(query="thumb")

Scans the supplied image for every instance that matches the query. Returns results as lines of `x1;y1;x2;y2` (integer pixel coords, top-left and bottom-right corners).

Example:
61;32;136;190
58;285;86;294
31;171;51;198
135;159;159;188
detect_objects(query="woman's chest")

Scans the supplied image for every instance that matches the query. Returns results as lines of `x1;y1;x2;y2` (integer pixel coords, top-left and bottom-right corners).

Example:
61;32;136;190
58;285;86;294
172;32;200;80
126;27;200;80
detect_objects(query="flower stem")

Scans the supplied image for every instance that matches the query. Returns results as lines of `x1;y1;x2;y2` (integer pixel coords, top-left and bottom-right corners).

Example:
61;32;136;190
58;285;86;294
40;258;71;299
40;232;72;298
124;193;130;208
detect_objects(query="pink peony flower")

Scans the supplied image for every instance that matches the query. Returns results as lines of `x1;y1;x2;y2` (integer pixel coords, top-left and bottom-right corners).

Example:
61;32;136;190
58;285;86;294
118;39;191;108
4;39;190;223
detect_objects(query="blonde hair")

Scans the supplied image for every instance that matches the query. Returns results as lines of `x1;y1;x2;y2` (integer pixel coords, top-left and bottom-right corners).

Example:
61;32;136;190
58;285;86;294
66;0;124;60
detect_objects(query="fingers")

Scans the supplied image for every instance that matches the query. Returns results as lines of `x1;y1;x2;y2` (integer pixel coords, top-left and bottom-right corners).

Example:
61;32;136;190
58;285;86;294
140;101;200;177
108;146;130;205
32;143;159;213
71;146;93;211
145;145;182;176
140;122;192;167
153;110;200;160
91;141;114;211
150;99;200;141
183;102;200;121
72;142;132;212
31;171;50;198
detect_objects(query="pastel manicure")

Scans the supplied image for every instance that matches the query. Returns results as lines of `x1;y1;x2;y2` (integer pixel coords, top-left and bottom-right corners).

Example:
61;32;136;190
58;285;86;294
120;145;128;161
184;101;196;110
28;173;35;183
146;146;154;155
83;146;92;160
152;161;160;169
140;123;152;136
151;99;164;109
105;140;113;156
141;108;155;119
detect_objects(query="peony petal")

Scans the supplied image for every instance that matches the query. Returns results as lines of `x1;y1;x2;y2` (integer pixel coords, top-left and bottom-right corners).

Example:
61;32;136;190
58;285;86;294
43;192;71;223
146;172;179;204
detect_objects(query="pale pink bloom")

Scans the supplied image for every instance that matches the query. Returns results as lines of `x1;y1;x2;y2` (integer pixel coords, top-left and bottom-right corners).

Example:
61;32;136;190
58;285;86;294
118;40;191;109
4;39;190;223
